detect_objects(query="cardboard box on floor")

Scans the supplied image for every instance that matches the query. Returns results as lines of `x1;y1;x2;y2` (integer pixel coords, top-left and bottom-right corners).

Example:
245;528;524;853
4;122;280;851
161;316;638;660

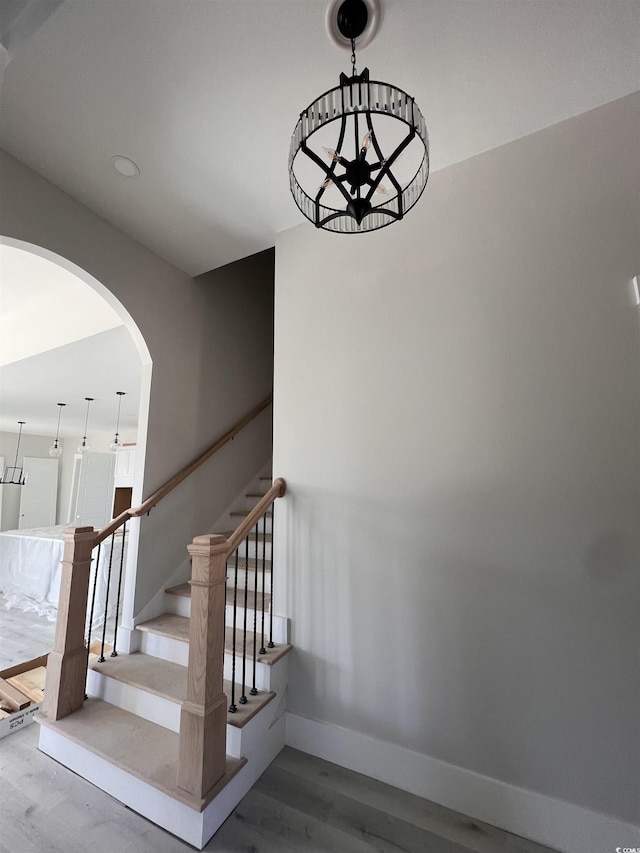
0;654;48;739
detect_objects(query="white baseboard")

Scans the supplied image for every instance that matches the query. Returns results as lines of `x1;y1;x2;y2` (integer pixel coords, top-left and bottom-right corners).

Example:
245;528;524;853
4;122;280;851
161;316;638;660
285;713;640;853
115;623;139;654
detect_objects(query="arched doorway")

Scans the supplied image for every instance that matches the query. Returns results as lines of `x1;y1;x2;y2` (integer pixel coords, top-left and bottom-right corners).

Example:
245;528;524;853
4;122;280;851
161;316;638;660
0;236;152;665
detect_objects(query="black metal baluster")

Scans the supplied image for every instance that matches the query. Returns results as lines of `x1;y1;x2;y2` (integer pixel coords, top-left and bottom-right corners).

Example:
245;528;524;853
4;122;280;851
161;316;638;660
259;512;267;654
98;533;116;662
110;522;127;657
240;535;249;704
84;543;101;698
268;505;275;649
250;521;259;695
229;549;239;713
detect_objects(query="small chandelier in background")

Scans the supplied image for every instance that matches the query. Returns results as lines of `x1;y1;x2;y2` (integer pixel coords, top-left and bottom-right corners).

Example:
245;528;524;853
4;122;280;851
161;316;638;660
49;402;66;458
78;397;94;453
289;0;429;233
109;391;126;452
0;421;27;485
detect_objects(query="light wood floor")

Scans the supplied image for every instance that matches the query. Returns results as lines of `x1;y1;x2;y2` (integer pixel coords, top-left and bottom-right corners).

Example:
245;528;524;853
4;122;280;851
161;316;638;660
0;595;56;671
0;594;117;672
1;725;557;853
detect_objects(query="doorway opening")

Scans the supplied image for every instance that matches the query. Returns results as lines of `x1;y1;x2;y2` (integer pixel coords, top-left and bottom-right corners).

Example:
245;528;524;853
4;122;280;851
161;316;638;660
0;237;152;670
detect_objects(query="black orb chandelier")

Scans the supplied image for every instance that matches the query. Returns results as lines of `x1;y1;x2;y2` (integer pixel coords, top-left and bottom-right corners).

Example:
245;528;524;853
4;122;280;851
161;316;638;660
289;0;429;233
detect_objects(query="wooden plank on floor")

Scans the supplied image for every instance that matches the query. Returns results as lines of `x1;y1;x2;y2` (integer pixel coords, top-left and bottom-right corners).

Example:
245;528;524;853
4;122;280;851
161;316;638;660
0;654;49;680
0;678;31;711
7;667;47;703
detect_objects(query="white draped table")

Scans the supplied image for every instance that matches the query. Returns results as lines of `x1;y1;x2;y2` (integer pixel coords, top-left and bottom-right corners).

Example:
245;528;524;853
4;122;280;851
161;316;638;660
0;525;125;627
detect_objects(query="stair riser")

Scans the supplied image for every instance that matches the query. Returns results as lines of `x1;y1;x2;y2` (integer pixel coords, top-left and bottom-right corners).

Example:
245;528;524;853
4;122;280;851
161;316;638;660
233;540;271;560
224;610;289;644
161;596;288;644
226;688;286;760
223;655;277;693
138;630;286;688
164;592;273;622
139;630;189;666
227;568;272;592
87;667;181;732
86;668;284;760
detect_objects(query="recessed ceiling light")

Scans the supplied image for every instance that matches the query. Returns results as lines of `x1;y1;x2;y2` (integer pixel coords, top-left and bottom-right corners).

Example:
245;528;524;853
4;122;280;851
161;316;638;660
110;155;140;178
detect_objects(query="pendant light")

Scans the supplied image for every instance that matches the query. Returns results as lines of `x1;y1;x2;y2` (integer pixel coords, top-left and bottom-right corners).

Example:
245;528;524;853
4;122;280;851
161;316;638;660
49;402;66;458
289;0;429;232
0;421;27;485
109;391;126;452
78;397;94;453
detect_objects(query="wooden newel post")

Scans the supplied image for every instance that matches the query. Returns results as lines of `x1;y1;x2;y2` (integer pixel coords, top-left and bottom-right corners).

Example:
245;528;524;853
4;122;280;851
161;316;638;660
177;534;229;797
42;526;96;721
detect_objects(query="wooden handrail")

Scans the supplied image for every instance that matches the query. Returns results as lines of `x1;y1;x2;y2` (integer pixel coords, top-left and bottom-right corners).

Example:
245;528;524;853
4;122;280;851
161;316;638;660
223;477;286;555
94;395;272;545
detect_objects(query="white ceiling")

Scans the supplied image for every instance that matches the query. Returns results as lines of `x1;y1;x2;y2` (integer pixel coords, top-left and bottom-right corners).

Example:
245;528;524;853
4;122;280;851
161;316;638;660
0;245;142;438
0;244;123;366
0;325;143;439
0;0;637;277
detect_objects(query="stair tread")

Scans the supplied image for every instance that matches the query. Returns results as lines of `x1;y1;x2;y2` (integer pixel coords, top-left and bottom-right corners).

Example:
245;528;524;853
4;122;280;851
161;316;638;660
89;653;275;727
39;697;245;811
165;582;191;597
137;613;190;642
225;557;272;571
137;613;292;664
166;583;272;610
226;587;272;609
91;651;187;700
224;627;292;666
229;509;272;517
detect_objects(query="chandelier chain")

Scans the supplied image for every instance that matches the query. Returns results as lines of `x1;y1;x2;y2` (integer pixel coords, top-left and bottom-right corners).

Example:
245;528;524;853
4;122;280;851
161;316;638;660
351;37;357;76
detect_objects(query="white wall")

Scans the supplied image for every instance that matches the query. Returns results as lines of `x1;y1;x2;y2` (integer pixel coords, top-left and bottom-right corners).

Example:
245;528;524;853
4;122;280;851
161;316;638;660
56;432;120;526
274;92;640;845
0;430;55;530
0;151;274;615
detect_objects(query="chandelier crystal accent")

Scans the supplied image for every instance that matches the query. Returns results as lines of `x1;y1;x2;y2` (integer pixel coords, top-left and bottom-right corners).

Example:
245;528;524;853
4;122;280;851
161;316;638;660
289;1;428;233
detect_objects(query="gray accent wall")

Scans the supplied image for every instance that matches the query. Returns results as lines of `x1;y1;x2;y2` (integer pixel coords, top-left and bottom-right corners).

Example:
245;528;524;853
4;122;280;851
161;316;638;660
273;93;640;823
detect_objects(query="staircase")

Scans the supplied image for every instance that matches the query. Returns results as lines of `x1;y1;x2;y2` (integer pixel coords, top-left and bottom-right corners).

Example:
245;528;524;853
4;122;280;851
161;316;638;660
38;474;291;850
